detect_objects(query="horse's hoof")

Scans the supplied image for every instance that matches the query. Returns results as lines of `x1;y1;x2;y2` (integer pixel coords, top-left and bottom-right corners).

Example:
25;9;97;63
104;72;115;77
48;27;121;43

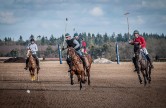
148;80;151;84
33;76;36;81
140;81;142;84
82;80;86;84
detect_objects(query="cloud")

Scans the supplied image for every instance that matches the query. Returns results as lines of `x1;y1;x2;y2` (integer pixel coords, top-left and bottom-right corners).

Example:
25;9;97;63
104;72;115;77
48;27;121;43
142;0;166;9
129;16;144;26
89;6;104;17
0;11;16;24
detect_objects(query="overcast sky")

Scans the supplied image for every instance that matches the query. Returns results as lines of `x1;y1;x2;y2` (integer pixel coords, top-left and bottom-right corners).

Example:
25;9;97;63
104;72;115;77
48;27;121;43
0;0;166;40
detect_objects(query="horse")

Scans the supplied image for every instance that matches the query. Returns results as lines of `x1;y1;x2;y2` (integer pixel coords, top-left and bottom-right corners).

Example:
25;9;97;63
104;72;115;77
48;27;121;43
26;49;40;81
67;47;92;90
134;44;152;86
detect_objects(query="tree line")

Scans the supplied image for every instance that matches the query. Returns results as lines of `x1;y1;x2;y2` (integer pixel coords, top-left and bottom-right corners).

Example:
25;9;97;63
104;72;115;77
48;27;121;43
0;32;166;61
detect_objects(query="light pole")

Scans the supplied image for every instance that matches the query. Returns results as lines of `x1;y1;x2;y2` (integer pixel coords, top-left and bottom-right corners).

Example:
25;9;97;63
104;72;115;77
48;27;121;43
124;12;130;41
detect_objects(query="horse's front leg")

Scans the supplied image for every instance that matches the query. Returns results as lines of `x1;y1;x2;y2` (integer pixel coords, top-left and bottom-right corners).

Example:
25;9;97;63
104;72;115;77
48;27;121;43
148;65;152;84
137;68;142;84
77;75;81;82
29;68;33;81
37;68;40;81
32;69;36;81
70;71;74;85
86;68;90;85
81;70;86;84
141;70;147;86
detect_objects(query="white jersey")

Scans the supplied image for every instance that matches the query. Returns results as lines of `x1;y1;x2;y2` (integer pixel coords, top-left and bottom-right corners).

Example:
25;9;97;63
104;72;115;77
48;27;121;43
27;43;38;54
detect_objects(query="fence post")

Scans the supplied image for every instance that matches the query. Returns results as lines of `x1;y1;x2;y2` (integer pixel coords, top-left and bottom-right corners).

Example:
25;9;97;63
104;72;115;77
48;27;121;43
58;44;62;64
116;42;120;64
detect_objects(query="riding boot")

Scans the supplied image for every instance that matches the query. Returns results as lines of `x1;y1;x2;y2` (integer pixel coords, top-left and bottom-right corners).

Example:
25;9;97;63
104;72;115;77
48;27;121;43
36;58;40;69
24;58;29;70
146;54;154;68
132;57;137;72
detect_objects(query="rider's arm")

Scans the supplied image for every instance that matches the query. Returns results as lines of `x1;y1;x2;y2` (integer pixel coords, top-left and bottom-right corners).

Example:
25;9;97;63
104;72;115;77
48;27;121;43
140;37;146;47
128;40;134;45
62;41;67;50
73;39;80;49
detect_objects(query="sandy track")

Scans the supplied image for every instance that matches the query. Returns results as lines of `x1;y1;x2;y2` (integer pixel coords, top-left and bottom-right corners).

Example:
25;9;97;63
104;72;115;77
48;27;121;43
0;62;166;108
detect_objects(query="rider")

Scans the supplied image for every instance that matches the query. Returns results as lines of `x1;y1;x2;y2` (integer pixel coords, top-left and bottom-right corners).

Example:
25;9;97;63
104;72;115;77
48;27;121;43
62;33;88;72
73;33;89;67
81;38;87;54
24;38;40;70
129;30;154;71
73;33;87;54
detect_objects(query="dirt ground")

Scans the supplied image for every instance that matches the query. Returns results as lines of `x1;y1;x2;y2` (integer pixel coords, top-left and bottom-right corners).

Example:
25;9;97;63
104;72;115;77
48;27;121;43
0;61;166;108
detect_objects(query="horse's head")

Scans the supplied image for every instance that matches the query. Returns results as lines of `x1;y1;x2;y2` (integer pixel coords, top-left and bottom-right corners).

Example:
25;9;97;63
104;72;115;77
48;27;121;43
26;49;32;57
134;43;141;53
67;47;76;58
134;43;142;61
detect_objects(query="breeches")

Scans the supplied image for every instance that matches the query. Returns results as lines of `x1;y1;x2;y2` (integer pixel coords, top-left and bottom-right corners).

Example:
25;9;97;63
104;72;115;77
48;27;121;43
140;48;148;55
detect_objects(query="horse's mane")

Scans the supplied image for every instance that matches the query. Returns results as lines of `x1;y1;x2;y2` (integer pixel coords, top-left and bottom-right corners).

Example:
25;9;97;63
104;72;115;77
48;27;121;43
67;47;84;72
27;49;36;68
68;47;82;63
134;44;140;53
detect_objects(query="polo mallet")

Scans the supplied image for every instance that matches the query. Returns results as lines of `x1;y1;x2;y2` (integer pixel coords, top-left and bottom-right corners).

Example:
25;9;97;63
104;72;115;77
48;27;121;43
63;18;68;47
124;12;130;41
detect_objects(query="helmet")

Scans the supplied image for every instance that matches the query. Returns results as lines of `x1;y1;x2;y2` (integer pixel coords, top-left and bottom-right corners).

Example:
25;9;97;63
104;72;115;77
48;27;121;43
65;33;70;37
133;30;139;34
74;33;78;37
30;38;35;42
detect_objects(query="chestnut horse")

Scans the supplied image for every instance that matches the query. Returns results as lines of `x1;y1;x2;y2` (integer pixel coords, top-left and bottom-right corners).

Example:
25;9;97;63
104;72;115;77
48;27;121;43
67;47;92;90
134;44;152;86
26;50;40;81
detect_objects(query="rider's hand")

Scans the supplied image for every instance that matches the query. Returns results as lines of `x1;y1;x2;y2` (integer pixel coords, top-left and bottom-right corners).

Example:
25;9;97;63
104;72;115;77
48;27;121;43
128;40;133;44
134;42;140;45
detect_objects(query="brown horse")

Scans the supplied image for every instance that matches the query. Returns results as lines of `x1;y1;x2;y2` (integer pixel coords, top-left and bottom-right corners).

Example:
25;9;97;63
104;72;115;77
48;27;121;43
26;50;40;81
67;47;92;90
134;44;152;86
